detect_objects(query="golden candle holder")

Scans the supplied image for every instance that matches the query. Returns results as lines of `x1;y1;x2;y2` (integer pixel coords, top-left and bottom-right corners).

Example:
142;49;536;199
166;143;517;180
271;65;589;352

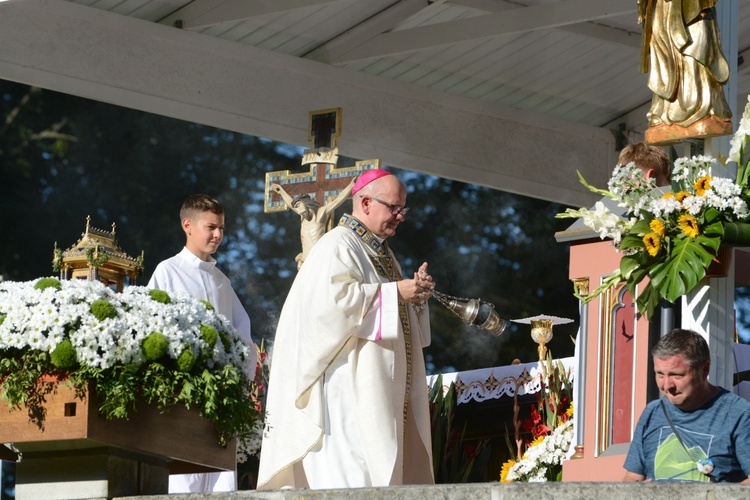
512;315;574;361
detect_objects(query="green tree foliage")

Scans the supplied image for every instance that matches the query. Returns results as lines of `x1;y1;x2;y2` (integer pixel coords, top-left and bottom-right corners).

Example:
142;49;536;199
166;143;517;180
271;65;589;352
1;80;578;374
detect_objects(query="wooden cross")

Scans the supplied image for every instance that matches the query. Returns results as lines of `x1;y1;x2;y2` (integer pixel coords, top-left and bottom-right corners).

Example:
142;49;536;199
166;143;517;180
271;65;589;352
264;108;379;213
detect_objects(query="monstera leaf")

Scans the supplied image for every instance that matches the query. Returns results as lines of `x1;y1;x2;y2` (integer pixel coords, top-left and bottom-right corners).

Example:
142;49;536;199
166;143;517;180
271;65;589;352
633;282;662;321
648;219;723;304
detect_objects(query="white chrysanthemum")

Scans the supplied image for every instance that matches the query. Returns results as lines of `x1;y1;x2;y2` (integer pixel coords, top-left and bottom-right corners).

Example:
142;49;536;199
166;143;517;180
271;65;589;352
704;191;730;211
710;177;741;198
649;197;682;219
607;163;661;215
506;420;574;482
672;156;713;191
671;157;691;182
0;279;249;375
731;198;749;219
681;196;705;216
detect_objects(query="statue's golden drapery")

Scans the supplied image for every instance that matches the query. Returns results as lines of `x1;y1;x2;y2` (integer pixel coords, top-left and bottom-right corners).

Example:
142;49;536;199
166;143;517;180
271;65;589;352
640;0;733;143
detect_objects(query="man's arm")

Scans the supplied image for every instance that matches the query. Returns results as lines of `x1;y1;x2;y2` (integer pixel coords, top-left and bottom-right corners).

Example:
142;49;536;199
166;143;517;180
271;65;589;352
622;471;645;482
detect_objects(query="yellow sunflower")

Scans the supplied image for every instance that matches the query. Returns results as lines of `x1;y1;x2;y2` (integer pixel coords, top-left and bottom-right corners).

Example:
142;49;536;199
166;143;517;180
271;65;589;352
500;459;516;482
566;401;574;418
678;214;700;238
528;435;546;450
694;175;712;196
674;191;690;202
643;233;661;256
662;192;674;199
649;219;666;237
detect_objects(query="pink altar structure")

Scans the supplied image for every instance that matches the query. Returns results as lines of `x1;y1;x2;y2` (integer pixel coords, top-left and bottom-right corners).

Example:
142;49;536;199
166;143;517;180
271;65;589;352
556;215;750;481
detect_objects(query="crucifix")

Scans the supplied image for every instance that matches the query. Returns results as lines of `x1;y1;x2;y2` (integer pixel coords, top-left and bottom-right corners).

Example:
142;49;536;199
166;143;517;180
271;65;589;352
264;108;379;268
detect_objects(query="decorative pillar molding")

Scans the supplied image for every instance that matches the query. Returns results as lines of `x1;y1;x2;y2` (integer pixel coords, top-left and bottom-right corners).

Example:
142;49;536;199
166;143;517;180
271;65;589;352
571;277;589;459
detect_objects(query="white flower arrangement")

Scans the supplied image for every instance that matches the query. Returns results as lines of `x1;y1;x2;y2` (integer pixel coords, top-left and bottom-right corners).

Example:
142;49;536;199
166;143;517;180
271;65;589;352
505;419;574;482
563;157;747;247
0;278;251;374
557;121;750;319
0;277;259;447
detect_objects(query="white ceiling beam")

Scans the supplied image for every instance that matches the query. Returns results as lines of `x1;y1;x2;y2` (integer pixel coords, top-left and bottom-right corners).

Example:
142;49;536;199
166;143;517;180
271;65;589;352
330;0;637;63
0;0;615;207
159;0;337;30
305;0;429;63
451;0;641;49
557;22;640;50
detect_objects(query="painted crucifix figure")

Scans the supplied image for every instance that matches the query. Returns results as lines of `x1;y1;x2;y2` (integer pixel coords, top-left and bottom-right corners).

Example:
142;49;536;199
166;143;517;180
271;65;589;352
265;108;379;268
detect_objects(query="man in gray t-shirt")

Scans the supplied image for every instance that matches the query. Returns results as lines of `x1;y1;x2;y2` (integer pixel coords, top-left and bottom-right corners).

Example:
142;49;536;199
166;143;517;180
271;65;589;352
623;329;750;483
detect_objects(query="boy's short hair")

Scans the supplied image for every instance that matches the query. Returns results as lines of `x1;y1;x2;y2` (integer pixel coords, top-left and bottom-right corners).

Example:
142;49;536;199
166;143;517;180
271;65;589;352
618;143;671;186
180;194;224;221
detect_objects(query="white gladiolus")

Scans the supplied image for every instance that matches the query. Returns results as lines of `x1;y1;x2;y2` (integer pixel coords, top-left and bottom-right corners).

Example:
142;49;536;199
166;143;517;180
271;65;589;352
729;95;750;164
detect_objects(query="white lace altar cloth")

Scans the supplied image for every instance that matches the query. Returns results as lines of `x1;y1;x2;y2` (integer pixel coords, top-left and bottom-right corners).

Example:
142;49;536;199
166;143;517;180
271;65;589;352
427;357;575;405
428;344;750;405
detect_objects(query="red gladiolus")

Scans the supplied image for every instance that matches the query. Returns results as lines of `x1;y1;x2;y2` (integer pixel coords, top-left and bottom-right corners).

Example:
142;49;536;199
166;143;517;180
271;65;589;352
530;405;541;424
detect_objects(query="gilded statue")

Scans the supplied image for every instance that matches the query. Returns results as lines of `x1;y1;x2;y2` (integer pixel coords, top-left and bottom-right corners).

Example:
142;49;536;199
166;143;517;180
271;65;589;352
639;0;733;143
271;178;355;269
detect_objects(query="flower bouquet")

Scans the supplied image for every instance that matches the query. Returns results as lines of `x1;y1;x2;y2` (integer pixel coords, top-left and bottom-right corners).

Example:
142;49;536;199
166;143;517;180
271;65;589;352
500;354;573;482
501;419;573;482
556;98;750;320
0;277;258;447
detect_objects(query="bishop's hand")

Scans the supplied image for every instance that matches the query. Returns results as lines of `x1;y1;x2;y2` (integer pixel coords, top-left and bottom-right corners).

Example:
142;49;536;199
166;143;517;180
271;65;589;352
397;262;434;303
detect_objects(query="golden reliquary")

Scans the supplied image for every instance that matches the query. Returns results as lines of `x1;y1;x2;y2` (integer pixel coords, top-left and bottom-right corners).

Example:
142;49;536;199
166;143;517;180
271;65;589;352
52;215;144;292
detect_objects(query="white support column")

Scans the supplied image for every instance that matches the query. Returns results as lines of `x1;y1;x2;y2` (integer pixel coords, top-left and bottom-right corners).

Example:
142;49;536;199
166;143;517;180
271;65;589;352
681;268;736;390
681;1;740;391
706;0;739;164
717;0;739;126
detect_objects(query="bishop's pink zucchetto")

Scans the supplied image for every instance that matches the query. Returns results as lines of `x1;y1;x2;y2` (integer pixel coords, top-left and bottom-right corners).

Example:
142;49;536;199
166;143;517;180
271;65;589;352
352;169;392;195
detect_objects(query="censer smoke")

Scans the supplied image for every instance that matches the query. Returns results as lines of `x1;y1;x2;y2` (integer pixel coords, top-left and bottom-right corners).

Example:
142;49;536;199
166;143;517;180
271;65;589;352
430;290;506;336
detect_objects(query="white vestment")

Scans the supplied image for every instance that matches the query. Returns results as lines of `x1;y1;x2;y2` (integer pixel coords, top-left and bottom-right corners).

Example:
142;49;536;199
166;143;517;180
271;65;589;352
257;218;434;489
148;246;256;493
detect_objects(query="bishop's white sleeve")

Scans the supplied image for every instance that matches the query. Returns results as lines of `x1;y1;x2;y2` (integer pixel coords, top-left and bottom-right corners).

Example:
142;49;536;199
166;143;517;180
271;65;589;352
356;282;400;341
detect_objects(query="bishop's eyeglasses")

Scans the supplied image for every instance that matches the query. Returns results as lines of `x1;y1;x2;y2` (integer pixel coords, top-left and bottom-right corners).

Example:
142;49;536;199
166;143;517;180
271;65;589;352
366;196;410;217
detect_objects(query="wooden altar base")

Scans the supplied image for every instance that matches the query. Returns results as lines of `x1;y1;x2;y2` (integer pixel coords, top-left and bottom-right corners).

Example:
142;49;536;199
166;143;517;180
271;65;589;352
0;381;235;498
